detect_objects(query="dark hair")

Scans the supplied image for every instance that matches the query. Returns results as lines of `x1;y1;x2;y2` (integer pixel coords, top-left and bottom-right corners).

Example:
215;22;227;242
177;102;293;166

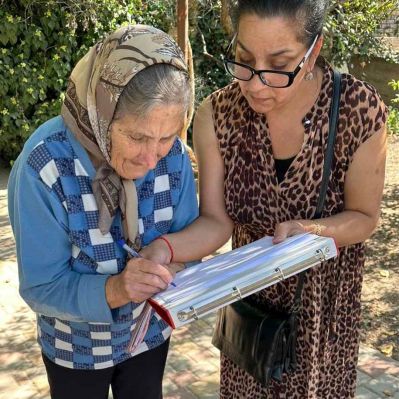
114;63;192;120
231;0;329;45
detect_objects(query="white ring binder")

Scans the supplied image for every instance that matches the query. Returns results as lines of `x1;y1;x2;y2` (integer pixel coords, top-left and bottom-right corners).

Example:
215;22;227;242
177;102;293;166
149;234;338;328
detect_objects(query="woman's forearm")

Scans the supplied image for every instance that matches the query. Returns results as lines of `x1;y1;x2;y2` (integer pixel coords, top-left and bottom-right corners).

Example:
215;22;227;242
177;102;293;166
297;209;380;248
162;213;234;262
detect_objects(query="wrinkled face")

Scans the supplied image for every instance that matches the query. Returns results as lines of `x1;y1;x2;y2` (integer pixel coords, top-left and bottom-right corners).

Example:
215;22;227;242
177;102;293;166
236;15;318;114
109;105;184;179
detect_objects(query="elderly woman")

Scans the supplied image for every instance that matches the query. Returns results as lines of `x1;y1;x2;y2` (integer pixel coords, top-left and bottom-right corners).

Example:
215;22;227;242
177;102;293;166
8;25;197;399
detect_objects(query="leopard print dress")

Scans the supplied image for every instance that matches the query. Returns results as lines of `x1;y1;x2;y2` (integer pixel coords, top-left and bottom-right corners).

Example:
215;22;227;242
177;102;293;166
209;61;387;398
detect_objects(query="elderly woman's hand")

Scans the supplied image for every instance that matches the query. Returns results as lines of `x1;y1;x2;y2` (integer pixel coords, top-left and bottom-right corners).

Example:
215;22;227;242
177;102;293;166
105;257;173;309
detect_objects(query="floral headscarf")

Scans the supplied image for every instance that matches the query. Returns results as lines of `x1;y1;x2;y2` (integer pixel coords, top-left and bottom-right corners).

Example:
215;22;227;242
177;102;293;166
61;25;187;246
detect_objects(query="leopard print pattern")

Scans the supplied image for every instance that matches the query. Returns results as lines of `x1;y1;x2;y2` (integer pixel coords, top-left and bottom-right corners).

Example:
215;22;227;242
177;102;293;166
210;61;387;399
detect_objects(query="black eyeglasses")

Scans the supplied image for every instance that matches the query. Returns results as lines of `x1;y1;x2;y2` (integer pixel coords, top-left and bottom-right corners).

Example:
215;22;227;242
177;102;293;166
223;35;318;88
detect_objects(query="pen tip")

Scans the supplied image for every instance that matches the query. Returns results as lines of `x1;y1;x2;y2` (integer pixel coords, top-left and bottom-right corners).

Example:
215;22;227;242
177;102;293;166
117;239;126;247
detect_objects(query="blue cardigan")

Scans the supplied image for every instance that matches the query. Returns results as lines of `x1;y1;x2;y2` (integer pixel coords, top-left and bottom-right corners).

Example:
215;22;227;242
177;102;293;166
8;116;198;369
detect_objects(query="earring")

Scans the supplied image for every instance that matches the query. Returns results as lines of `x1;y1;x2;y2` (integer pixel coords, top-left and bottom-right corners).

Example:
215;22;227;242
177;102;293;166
304;71;314;81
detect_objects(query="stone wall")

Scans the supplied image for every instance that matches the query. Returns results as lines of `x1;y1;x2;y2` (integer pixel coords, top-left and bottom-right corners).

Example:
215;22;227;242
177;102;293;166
379;10;399;52
378;11;399;37
348;12;399;105
349;56;399;105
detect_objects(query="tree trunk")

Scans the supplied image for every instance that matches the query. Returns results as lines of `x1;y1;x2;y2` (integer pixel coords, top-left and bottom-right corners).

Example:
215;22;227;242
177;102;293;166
177;0;190;143
221;0;233;36
177;0;189;62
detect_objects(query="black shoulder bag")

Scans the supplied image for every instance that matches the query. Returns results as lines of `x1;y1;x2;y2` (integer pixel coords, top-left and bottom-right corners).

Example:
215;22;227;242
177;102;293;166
212;71;342;387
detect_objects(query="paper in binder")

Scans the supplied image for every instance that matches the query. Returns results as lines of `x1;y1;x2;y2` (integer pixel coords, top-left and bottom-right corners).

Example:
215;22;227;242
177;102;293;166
148;234;338;329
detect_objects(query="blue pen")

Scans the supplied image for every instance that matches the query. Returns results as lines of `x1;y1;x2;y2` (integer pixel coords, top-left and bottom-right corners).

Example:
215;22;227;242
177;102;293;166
117;239;176;287
117;239;142;258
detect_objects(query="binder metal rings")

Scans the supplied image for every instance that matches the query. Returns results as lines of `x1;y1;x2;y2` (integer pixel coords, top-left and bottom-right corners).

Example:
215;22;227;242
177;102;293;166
189;306;199;320
177;306;199;322
177;311;188;322
232;286;243;299
275;267;285;281
315;248;327;261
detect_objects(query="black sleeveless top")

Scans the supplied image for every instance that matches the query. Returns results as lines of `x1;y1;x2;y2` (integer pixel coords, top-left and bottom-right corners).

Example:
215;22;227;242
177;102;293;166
274;156;295;183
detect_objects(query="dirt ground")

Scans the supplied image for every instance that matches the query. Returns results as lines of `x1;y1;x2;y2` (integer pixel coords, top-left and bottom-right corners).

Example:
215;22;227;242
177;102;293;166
361;134;399;360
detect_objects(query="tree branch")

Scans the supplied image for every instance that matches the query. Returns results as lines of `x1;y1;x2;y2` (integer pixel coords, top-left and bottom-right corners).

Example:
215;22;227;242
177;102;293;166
198;29;224;68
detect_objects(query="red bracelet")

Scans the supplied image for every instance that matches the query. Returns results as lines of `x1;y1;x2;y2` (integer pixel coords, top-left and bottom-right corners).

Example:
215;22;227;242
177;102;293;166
156;236;174;263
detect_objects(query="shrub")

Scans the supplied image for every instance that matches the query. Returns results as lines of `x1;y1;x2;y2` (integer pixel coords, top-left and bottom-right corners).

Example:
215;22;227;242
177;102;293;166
387;80;399;135
189;0;231;104
323;0;399;67
1;0;398;163
0;0;174;165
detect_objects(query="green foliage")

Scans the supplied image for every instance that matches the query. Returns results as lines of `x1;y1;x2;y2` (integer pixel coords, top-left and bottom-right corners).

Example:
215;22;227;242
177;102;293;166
189;0;231;104
323;0;399;67
387;80;399;135
0;0;174;164
1;0;398;163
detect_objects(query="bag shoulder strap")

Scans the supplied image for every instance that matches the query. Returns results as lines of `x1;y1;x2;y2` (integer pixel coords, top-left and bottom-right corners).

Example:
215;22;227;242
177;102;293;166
292;70;342;310
314;70;342;219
